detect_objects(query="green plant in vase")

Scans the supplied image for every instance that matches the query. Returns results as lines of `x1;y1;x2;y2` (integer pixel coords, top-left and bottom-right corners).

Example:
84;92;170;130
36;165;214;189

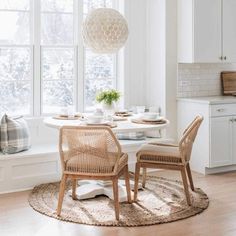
96;89;121;115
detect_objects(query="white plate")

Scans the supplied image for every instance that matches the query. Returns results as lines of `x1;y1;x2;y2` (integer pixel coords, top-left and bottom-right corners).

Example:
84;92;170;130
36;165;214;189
85;120;110;125
142;117;163;122
112;116;127;121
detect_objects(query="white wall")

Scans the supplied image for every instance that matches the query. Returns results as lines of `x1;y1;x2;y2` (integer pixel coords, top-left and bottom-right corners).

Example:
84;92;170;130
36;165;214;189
118;0;178;139
146;0;166;110
165;0;178;139
146;0;178;139
121;0;147;109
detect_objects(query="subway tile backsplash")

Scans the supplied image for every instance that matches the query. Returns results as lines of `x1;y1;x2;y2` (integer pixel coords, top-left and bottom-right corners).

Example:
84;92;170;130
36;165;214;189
177;63;236;98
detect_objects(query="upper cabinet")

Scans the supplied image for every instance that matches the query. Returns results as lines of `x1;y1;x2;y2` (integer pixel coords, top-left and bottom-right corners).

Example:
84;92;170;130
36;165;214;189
222;0;236;62
178;0;236;63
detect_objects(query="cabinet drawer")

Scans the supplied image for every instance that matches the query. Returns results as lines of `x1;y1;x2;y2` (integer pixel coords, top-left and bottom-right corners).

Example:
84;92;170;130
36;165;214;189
210;104;236;117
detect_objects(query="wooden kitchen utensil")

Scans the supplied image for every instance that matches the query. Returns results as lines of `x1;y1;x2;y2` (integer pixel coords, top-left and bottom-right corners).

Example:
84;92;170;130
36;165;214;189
221;71;236;95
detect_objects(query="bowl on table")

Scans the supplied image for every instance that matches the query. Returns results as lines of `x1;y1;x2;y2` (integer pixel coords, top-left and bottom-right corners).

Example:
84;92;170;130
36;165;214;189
86;115;104;124
142;112;160;121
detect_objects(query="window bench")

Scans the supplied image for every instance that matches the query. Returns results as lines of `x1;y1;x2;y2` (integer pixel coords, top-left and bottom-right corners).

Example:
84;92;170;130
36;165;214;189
0;118;61;194
0;117;167;194
0;145;60;194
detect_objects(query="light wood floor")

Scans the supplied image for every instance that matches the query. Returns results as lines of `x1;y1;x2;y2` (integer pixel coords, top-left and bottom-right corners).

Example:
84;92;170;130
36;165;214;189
1;170;236;236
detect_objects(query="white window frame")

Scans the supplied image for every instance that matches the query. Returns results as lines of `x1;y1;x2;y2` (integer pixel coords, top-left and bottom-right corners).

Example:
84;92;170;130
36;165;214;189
0;0;119;117
81;0;118;112
0;4;33;116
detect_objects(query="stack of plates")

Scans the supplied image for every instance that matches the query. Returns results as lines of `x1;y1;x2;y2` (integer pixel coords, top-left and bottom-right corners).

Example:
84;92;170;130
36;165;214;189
116;132;146;140
53;114;82;120
85;120;110;125
141;117;163;122
115;111;132;117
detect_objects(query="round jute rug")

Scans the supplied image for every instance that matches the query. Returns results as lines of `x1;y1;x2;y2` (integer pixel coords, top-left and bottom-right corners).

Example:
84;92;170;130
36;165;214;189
28;176;209;227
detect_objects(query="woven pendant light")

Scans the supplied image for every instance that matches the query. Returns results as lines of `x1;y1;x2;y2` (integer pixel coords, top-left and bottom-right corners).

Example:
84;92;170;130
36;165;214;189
82;8;129;54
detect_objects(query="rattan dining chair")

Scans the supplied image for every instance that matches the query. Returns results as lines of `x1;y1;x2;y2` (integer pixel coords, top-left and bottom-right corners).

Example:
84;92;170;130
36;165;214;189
133;115;203;205
57;126;131;221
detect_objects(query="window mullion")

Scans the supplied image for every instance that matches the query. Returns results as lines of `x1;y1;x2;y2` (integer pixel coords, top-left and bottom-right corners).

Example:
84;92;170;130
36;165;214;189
115;0;125;108
77;0;84;112
32;0;41;116
28;0;33;116
113;0;119;92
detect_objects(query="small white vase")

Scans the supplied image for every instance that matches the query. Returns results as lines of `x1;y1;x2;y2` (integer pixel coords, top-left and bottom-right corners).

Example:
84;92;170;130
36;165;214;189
102;102;116;116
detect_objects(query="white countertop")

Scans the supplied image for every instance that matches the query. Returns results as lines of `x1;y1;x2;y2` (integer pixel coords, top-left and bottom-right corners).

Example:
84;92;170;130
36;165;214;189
177;96;236;105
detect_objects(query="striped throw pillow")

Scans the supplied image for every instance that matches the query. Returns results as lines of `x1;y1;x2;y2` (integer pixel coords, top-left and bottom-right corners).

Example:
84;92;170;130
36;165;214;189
0;115;31;154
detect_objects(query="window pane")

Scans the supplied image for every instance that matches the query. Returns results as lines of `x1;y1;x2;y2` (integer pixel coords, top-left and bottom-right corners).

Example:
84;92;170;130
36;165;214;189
41;0;73;13
42;47;75;114
83;0;116;111
84;0;112;14
42;48;74;80
85;50;114;79
0;12;30;44
85;79;113;110
41;13;73;45
42;80;74;114
0;47;31;115
0;0;29;10
0;81;31;116
0;47;30;81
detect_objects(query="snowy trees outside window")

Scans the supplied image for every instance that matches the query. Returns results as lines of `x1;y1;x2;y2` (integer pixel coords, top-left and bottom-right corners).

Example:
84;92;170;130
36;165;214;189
0;0;116;116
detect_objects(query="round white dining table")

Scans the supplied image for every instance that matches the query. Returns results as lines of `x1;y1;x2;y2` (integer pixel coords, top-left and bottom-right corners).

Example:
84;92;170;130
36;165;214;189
43;116;169;133
43;116;169;201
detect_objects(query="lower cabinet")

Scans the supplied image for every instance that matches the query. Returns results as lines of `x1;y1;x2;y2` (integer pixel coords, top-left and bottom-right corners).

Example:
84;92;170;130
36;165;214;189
178;98;236;174
210;116;233;167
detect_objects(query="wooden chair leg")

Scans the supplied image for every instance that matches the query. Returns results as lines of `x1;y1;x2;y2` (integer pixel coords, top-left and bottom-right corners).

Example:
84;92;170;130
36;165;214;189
124;165;132;203
112;177;120;221
186;163;195;191
72;179;77;200
133;162;141;202
142;167;147;188
180;168;191;206
57;174;68;216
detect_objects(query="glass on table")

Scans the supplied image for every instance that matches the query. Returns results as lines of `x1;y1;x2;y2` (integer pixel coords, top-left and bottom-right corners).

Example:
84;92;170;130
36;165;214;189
136;106;145;114
67;105;75;118
60;105;75;118
106;114;114;123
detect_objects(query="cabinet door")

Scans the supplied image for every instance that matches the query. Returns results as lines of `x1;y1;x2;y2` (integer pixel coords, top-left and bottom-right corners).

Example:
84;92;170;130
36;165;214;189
232;119;236;164
210;117;232;167
223;0;236;62
194;0;222;62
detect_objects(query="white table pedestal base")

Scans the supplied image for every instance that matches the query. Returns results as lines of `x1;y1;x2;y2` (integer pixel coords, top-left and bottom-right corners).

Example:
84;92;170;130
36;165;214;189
69;180;142;202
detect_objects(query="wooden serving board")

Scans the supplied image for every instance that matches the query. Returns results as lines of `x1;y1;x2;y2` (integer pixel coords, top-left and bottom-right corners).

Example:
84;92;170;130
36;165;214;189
53;114;82;120
85;122;117;128
221;71;236;95
131;118;167;125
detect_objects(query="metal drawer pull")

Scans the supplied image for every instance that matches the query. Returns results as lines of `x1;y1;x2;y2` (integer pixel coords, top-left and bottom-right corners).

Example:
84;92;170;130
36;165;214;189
230;118;234;122
216;108;225;112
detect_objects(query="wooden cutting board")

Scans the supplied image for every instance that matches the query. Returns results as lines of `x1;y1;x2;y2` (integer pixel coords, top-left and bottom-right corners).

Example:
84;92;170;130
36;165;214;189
221;71;236;95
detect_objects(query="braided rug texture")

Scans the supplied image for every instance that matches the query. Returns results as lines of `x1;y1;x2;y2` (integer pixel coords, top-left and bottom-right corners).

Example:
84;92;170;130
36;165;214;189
29;176;209;227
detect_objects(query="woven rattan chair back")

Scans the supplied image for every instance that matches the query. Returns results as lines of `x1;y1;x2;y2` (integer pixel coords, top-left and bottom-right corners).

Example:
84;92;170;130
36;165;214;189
134;115;204;206
59;126;122;174
57;126;131;221
179;115;203;163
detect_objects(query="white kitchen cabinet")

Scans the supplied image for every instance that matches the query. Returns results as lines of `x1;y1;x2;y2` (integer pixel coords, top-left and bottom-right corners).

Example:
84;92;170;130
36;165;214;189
178;0;236;63
210;116;232;167
178;96;236;174
223;0;236;62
